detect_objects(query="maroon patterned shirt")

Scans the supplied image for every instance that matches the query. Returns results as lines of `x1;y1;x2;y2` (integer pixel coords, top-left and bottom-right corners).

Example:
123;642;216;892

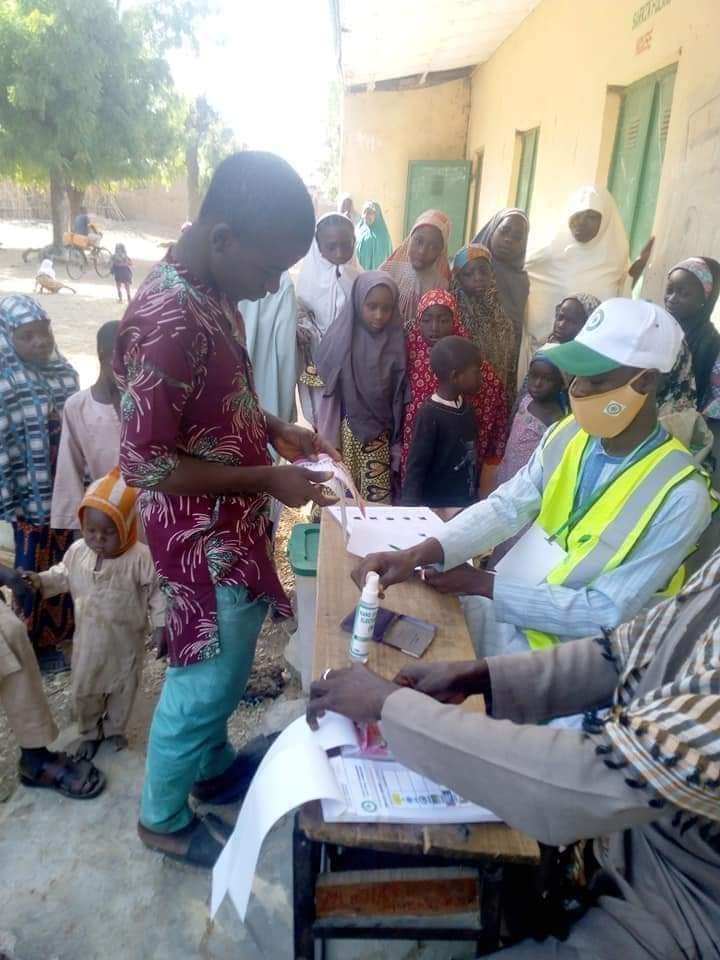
114;254;290;666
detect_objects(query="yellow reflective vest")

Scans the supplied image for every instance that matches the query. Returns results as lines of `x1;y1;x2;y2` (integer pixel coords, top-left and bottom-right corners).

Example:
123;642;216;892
525;416;702;650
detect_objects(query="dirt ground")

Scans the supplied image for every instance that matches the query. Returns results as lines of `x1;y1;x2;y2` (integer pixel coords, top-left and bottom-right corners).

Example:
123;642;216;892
0;218;303;801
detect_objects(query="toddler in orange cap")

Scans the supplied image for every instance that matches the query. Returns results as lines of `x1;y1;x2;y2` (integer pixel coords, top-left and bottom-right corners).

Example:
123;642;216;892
26;467;165;759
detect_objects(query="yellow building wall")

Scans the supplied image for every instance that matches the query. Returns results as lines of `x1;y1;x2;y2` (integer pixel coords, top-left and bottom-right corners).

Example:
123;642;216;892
340;79;471;246
466;0;720;302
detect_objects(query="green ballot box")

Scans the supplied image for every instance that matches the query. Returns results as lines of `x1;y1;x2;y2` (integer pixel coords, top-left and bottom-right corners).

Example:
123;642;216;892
286;522;320;692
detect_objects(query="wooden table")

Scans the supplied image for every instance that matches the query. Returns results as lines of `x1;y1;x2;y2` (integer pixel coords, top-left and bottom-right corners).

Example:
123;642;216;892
293;514;540;958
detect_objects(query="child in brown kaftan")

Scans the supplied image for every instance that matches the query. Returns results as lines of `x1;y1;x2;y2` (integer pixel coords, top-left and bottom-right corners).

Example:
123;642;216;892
27;468;165;759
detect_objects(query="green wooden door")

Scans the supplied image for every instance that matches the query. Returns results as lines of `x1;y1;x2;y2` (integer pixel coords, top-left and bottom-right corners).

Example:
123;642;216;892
608;65;677;258
404;160;471;258
515;127;539;214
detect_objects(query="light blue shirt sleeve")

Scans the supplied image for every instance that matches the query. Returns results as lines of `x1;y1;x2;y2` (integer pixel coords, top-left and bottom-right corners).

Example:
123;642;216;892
493;473;712;637
436;447;544;571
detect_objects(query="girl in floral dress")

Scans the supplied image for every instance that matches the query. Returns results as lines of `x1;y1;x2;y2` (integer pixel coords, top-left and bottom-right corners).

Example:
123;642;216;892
402;289;508;497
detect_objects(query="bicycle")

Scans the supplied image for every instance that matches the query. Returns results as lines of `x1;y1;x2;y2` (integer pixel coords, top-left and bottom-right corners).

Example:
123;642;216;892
63;227;112;281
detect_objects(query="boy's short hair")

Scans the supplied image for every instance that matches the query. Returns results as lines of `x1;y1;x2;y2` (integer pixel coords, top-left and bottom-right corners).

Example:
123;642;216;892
430;336;482;381
96;321;120;359
198;151;315;249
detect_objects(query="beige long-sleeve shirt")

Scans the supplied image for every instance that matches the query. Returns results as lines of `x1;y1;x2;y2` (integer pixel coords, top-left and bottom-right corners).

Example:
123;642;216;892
39;540;164;699
382;636;720;959
50;388;121;530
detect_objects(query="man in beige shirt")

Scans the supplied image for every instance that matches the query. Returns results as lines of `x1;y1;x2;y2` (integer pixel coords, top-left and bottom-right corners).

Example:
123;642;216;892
308;553;720;959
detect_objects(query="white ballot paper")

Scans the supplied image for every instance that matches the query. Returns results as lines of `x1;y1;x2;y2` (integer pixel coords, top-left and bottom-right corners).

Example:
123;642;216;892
211;712;356;921
327;505;446;557
492;522;567;585
211;712;500;922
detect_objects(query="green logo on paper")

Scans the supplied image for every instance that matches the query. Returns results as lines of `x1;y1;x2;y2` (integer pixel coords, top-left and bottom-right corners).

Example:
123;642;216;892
361;800;378;813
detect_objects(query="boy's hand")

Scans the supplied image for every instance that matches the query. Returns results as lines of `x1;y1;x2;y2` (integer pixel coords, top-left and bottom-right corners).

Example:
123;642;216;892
267;465;339;509
152;626;167;660
269;420;341;464
5;568;38;602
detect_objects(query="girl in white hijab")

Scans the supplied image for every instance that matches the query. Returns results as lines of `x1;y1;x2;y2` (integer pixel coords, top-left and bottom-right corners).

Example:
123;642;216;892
521;185;630;382
296;213;361;426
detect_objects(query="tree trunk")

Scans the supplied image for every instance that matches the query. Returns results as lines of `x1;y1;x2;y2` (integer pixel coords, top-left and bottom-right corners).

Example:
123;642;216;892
49;166;68;252
186;140;200;220
66;184;86;228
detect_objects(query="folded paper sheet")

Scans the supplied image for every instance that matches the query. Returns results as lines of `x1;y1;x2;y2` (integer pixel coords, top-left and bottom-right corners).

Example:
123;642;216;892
327;504;446;557
211;712;357;920
211;712;500;922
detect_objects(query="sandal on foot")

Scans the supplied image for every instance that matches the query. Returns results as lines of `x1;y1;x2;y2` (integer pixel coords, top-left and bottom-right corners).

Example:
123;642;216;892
138;813;232;869
19;752;106;800
191;733;279;805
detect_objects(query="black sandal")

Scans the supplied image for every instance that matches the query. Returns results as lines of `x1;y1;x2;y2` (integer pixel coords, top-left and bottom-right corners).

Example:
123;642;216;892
19;752;106;800
138;813;232;869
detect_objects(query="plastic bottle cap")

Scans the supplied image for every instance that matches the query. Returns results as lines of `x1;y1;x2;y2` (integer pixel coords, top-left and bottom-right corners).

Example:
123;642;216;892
361;570;380;601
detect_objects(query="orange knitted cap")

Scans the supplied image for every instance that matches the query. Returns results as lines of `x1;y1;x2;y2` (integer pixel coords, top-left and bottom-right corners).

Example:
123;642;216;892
78;466;138;554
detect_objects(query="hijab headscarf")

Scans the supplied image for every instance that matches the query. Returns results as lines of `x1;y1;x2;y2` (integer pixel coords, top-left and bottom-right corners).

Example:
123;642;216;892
316;272;407;444
37;258;55;279
381;209;451;328
0;295;79;523
79;466;138;555
668;257;720;407
472;207;530;337
545;292;602;344
402;288;508;474
524;185;629;363
568;292;602;320
356;201;393;271
296;213;361;338
337;193;361;227
451;243;519;407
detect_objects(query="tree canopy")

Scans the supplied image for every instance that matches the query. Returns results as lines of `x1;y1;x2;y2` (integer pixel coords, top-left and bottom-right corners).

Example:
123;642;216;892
185;95;241;218
0;0;205;243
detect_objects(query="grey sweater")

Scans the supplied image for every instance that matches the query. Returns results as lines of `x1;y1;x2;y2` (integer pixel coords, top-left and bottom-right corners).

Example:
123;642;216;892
382;636;720;959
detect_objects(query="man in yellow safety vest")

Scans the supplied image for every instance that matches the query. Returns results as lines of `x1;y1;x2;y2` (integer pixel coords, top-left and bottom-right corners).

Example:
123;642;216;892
353;298;713;658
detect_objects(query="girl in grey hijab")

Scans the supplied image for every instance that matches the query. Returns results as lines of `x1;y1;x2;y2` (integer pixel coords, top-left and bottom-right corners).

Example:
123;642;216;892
316;272;408;503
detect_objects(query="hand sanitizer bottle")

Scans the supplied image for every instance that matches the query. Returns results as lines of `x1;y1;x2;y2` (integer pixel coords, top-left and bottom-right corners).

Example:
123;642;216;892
350;572;380;663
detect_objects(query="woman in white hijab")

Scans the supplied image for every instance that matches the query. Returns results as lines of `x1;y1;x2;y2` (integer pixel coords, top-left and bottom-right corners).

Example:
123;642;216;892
520;185;635;383
296;213;361;426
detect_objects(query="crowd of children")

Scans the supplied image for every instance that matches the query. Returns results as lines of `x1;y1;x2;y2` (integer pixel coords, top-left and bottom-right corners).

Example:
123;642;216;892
3;170;720;817
296;198;720;516
294;205;581;508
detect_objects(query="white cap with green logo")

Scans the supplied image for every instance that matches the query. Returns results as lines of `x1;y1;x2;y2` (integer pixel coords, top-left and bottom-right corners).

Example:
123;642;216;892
540;298;683;376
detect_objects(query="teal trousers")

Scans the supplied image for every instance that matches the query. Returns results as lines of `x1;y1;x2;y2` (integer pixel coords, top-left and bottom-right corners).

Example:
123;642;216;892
140;584;268;833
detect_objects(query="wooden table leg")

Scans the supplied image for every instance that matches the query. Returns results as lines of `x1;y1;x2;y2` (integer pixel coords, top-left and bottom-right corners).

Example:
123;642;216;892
477;863;503;955
293;814;321;960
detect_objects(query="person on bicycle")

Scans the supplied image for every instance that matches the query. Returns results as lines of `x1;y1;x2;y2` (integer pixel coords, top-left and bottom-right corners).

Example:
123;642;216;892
73;207;91;236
